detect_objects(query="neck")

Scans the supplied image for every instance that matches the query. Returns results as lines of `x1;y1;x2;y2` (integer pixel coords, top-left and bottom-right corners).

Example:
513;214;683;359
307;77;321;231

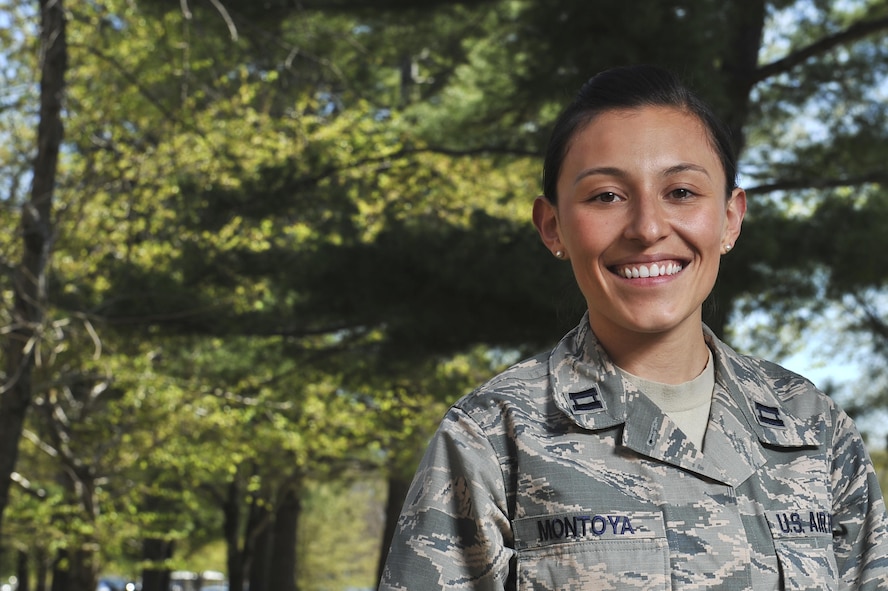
590;317;709;385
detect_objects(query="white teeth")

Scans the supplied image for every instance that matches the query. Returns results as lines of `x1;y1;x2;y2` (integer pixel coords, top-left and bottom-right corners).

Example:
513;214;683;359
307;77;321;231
618;262;683;279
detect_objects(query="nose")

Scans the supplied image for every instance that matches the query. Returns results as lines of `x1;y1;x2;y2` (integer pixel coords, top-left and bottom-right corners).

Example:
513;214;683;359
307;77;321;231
624;194;669;245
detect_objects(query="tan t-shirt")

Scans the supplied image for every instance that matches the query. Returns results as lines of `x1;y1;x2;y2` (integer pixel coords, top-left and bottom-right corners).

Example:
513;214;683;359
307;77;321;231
619;348;714;449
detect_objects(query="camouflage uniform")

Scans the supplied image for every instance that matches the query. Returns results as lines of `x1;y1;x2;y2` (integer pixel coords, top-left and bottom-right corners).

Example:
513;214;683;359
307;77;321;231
379;315;888;590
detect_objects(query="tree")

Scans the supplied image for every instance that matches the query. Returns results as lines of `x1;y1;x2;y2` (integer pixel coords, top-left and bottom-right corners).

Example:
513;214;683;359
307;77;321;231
3;0;888;586
0;0;67;554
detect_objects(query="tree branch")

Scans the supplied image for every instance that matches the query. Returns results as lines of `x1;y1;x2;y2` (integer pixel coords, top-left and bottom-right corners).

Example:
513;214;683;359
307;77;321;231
297;144;538;189
745;171;888;194
849;293;888;356
755;15;888;82
207;0;239;41
10;472;47;499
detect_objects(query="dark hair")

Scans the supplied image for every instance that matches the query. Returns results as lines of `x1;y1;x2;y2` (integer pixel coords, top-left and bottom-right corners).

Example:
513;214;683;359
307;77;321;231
541;65;738;203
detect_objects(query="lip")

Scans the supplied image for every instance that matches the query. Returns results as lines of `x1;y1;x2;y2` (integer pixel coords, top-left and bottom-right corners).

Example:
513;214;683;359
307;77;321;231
608;253;688;267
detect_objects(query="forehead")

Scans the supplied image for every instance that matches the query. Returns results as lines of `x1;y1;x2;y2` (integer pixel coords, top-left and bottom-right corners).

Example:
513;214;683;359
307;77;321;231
564;106;722;175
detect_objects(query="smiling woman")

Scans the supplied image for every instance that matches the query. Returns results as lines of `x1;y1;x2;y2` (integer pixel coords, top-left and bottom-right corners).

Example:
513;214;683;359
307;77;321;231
533;106;745;382
378;65;888;590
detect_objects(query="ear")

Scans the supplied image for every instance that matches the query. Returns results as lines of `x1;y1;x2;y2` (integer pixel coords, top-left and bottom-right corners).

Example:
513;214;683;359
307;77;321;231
532;195;564;256
723;187;746;249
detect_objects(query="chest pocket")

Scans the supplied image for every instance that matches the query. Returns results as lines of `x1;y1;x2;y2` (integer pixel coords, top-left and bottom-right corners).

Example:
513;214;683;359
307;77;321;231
766;510;838;591
512;511;670;590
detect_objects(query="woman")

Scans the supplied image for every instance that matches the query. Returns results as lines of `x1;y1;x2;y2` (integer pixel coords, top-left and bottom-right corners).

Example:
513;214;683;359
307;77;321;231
379;65;888;590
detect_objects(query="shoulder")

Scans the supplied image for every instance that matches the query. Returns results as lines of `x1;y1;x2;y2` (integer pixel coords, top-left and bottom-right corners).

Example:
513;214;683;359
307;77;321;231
708;330;842;427
451;316;597;422
453;350;552;421
440;341;594;450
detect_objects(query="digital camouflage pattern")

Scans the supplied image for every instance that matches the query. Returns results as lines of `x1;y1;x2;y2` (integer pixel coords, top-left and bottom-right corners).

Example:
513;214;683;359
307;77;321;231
379;315;888;590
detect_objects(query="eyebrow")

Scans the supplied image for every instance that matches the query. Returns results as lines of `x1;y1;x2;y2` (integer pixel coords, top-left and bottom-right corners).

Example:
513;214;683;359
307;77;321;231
573;166;627;186
573;163;712;186
663;163;711;179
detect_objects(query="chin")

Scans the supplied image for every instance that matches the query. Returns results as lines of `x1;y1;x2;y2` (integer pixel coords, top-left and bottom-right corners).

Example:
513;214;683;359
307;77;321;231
615;310;699;336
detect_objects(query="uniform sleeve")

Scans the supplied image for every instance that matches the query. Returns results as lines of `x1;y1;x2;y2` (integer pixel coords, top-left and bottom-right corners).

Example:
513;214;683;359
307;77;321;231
379;406;515;591
831;410;888;589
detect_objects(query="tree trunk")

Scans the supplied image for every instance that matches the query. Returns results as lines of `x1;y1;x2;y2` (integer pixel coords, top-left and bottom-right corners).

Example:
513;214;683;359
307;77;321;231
35;546;49;591
50;542;98;591
0;0;66;550
141;538;174;591
68;546;99;591
223;477;246;591
267;482;301;591
42;420;101;591
16;549;30;591
376;473;411;584
721;0;767;155
49;550;68;591
704;0;767;339
247;505;273;591
245;503;274;591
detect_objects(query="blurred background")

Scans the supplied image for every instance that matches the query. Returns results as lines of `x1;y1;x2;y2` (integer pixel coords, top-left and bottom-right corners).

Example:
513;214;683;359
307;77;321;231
1;0;887;589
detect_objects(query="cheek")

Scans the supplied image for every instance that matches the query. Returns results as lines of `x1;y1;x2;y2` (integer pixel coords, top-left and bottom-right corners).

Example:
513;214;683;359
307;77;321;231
677;209;727;245
561;212;612;248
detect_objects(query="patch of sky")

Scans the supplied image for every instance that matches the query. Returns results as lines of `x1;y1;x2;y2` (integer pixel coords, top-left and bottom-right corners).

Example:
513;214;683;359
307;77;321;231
760;0;872;65
786;294;888;449
316;91;339;117
0;83;33;108
730;287;888;450
486;346;522;370
760;6;794;62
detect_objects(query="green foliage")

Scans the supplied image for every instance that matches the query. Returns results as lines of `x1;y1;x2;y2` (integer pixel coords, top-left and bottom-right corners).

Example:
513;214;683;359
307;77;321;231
3;0;888;585
296;477;386;591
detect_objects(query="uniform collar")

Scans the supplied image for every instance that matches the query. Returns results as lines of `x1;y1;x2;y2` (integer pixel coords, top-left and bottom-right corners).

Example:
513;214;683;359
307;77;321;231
548;314;826;487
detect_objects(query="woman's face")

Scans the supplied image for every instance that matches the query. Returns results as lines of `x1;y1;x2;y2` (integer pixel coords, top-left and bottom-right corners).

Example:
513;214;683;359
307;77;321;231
533;106;746;342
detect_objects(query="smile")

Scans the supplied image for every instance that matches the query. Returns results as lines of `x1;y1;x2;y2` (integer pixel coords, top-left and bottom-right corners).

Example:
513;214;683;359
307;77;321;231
612;261;684;279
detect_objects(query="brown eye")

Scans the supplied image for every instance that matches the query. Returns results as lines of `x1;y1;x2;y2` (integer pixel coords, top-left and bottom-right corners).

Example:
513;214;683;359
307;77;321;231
670;188;694;199
594;191;621;203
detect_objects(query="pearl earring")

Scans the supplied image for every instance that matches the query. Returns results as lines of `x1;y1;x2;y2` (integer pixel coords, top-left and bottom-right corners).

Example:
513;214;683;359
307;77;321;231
723;244;733;253
555;250;565;259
